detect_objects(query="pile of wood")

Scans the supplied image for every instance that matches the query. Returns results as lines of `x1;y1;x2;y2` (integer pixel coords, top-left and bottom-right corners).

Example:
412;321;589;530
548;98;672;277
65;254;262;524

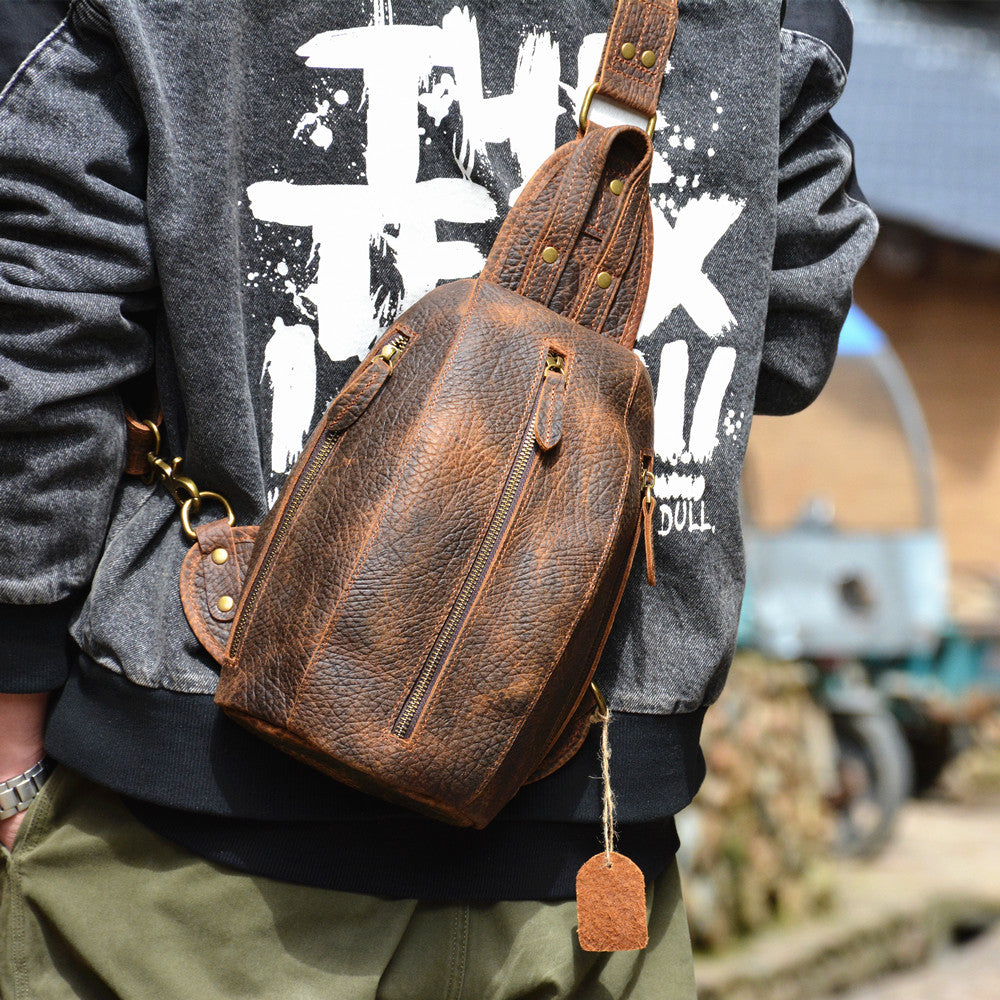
938;707;1000;804
678;652;838;951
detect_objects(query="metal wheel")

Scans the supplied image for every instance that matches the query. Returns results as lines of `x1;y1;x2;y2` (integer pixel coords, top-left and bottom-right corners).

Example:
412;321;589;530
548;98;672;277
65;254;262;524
830;709;914;857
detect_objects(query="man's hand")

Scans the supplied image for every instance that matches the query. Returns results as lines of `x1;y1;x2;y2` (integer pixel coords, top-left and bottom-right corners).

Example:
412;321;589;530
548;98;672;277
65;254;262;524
0;692;49;850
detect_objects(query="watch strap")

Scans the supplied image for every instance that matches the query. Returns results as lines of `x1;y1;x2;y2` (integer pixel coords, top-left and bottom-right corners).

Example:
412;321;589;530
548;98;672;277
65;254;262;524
0;758;51;821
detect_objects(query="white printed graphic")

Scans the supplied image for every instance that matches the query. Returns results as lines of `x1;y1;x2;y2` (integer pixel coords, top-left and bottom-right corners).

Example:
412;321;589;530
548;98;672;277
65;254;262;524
637;194;744;342
249;4;748;529
650;340;737;535
262;318;317;475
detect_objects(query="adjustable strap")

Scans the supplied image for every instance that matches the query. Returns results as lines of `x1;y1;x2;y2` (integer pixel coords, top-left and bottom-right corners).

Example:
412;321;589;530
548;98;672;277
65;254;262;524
590;0;679;124
568;137;654;333
481;122;655;347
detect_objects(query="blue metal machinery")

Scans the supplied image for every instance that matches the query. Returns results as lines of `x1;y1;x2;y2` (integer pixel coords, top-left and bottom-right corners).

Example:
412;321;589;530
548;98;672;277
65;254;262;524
739;307;1000;846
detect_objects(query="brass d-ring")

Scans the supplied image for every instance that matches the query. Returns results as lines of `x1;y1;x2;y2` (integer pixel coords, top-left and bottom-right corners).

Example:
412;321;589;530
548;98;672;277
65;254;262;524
579;82;657;138
590;681;608;719
180;491;236;540
142;418;162;457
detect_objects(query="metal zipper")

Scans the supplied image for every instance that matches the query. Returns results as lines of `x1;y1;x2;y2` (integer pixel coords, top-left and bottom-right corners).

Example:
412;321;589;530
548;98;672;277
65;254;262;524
391;350;564;739
229;331;412;658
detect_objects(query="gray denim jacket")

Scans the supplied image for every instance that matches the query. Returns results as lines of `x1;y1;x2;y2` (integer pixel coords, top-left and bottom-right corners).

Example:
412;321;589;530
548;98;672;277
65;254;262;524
0;0;876;727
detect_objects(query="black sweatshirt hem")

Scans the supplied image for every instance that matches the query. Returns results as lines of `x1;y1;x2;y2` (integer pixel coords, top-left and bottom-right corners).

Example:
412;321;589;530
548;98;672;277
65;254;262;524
46;654;705;900
47;653;707;821
125;801;680;902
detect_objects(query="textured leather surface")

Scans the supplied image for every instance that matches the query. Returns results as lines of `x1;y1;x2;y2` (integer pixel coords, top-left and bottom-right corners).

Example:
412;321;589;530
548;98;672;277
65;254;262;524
180;520;259;664
201;13;679;827
576;852;649;951
595;0;679;121
535;367;565;452
480;124;654;350
215;278;654;828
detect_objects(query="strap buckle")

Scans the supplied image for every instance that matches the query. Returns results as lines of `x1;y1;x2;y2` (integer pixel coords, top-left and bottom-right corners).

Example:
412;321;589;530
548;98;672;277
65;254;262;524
142;420;235;540
579;82;657;138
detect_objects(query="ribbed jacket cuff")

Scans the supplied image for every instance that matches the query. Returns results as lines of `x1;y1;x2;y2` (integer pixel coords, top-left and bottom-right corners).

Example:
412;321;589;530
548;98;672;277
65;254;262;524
0;599;76;692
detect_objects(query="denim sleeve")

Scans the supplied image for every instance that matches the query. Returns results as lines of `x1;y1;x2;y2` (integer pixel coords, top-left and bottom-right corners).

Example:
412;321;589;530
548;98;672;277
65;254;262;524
755;5;879;416
0;7;155;692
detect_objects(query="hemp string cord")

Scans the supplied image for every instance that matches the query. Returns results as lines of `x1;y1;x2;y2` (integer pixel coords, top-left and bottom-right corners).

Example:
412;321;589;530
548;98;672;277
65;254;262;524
599;706;616;867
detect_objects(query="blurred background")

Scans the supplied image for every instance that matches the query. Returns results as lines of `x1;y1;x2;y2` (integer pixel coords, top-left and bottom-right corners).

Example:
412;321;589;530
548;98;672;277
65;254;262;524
686;2;1000;997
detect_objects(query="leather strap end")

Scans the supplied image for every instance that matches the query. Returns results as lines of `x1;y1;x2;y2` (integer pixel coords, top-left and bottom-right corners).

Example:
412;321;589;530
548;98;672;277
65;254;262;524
594;0;679;122
643;498;656;587
124;410;160;476
535;370;565;452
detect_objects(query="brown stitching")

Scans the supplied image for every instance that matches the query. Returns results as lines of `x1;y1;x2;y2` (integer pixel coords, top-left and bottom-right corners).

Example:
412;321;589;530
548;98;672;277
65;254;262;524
521;124;627;305
519;131;606;302
481;145;574;286
466;359;643;807
571;147;652;330
591;176;649;330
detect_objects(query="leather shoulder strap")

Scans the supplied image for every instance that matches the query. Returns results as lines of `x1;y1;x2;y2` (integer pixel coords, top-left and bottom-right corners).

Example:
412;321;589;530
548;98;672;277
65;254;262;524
481;1;680;348
593;0;679;121
481;124;655;348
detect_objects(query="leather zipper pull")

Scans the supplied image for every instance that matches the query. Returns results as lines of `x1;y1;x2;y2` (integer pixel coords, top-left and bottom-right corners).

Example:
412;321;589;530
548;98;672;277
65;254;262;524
325;331;411;435
535;352;566;452
641;464;656;587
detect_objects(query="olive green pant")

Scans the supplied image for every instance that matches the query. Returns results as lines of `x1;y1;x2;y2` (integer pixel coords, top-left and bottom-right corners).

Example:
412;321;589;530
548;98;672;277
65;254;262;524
0;768;696;1000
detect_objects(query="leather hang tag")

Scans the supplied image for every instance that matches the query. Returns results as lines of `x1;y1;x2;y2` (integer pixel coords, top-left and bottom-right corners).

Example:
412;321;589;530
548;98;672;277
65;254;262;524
576;851;649;952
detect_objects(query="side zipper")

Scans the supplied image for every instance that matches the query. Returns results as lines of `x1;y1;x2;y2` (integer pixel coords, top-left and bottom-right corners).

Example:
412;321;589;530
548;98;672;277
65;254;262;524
391;349;566;739
228;330;413;659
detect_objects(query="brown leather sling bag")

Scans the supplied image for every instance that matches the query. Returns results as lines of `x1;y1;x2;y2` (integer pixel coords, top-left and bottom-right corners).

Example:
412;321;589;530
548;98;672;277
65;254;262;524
132;0;678;830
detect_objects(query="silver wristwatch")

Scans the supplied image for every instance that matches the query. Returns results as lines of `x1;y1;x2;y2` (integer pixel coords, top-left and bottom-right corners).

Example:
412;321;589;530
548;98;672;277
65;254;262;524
0;759;51;822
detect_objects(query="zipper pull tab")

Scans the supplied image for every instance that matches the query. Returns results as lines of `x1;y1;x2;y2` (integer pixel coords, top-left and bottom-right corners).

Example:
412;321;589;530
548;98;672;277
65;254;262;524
376;331;411;374
642;465;656;587
535;352;566;452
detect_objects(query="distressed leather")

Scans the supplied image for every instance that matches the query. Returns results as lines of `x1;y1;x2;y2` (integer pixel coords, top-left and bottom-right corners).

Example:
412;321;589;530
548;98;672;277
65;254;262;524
192;9;676;829
180;521;259;663
481;124;654;350
213;278;654;828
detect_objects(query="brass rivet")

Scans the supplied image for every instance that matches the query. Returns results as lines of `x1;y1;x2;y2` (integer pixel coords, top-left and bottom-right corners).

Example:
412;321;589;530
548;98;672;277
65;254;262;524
621;42;636;60
610;179;624;196
641;49;656;68
596;271;613;289
211;547;229;565
542;246;559;264
217;595;234;613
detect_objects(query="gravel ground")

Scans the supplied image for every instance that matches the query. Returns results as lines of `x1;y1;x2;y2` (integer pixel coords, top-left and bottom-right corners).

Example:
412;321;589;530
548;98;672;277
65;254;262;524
825;924;1000;1000
695;801;1000;1000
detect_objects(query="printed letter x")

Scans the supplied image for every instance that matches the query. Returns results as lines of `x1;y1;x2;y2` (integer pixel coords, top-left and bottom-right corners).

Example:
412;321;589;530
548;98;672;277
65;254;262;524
637;193;746;342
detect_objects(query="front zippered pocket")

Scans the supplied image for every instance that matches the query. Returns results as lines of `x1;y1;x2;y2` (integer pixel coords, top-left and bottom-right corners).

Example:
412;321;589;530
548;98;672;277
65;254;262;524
391;349;566;739
229;330;413;658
